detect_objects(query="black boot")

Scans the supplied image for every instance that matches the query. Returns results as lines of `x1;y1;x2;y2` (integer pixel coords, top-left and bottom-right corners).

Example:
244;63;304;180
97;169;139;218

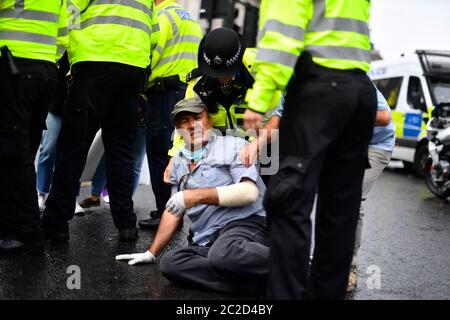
119;228;138;242
42;216;69;243
0;236;44;255
138;210;161;229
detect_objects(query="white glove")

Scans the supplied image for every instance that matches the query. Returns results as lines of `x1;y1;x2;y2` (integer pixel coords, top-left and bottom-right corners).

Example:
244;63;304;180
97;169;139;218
115;250;155;266
166;191;185;216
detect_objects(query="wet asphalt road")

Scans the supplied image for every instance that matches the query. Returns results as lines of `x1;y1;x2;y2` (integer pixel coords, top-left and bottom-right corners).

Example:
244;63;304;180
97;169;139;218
0;165;449;300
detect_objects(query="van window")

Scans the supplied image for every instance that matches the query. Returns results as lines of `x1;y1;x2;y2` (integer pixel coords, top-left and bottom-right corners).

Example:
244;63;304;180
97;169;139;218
407;76;426;111
373;77;403;110
430;79;450;105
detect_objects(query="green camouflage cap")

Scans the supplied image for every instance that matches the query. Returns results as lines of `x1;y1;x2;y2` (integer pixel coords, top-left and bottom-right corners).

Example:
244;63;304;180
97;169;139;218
171;97;207;121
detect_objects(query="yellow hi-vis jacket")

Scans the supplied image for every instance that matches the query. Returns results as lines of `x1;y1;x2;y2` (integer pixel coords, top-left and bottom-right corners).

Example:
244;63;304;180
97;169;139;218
0;0;66;63
148;0;203;87
247;0;372;114
67;0;155;68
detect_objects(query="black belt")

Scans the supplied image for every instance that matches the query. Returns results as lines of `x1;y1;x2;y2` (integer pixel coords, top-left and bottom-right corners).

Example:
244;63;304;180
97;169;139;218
314;64;366;75
293;51;366;83
150;75;183;92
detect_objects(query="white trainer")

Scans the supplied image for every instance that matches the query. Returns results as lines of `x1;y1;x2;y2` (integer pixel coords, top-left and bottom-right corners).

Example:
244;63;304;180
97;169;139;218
102;194;110;204
38;193;47;210
74;202;86;216
101;188;109;204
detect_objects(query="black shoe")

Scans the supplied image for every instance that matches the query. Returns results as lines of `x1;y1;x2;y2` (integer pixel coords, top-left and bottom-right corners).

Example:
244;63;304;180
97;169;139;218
139;213;184;230
44;230;69;243
43;218;69;243
119;228;138;242
0;238;44;255
79;197;100;209
138;211;161;230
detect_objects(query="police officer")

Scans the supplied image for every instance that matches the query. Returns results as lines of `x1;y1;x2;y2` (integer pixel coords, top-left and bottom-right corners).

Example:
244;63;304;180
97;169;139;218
184;28;279;139
163;28;283;185
42;0;156;242
244;0;377;299
0;0;65;253
139;0;203;229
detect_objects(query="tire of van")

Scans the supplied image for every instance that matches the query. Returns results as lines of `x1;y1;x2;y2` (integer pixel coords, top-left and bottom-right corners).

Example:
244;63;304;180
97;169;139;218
413;143;429;177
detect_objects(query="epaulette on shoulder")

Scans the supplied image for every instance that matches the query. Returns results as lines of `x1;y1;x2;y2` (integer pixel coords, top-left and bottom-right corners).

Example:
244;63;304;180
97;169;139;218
186;67;203;83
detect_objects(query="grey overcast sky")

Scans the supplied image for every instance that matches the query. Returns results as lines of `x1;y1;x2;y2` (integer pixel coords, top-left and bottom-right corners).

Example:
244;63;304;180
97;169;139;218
370;0;450;59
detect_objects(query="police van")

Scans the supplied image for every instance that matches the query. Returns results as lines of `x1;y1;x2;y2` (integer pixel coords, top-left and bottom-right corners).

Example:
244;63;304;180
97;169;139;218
369;50;450;176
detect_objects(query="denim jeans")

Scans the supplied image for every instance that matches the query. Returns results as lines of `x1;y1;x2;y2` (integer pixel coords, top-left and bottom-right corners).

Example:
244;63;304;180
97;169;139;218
36;112;62;194
91;126;147;196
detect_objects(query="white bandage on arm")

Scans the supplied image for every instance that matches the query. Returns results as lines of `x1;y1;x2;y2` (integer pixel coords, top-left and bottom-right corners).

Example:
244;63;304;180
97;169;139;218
216;180;259;207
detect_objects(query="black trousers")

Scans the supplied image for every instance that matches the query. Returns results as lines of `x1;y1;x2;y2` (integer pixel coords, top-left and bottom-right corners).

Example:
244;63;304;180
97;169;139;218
43;62;146;230
0;58;57;242
265;64;377;299
145;83;186;214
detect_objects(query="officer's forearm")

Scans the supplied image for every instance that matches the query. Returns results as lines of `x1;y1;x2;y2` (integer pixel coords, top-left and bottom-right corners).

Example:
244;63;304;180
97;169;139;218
260;115;281;145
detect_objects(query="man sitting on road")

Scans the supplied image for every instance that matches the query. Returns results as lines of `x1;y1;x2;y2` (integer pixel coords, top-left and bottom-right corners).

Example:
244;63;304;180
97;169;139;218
116;98;269;294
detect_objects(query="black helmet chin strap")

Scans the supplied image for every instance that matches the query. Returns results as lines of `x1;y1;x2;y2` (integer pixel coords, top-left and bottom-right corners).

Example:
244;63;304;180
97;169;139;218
220;79;233;95
238;61;255;88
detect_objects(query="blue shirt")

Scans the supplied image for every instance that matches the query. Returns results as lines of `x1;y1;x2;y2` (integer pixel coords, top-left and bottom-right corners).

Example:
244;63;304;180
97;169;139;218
169;134;266;246
370;88;396;152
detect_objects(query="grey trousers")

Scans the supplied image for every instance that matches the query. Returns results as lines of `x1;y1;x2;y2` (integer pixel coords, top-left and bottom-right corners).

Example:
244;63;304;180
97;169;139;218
159;216;269;294
352;147;392;267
